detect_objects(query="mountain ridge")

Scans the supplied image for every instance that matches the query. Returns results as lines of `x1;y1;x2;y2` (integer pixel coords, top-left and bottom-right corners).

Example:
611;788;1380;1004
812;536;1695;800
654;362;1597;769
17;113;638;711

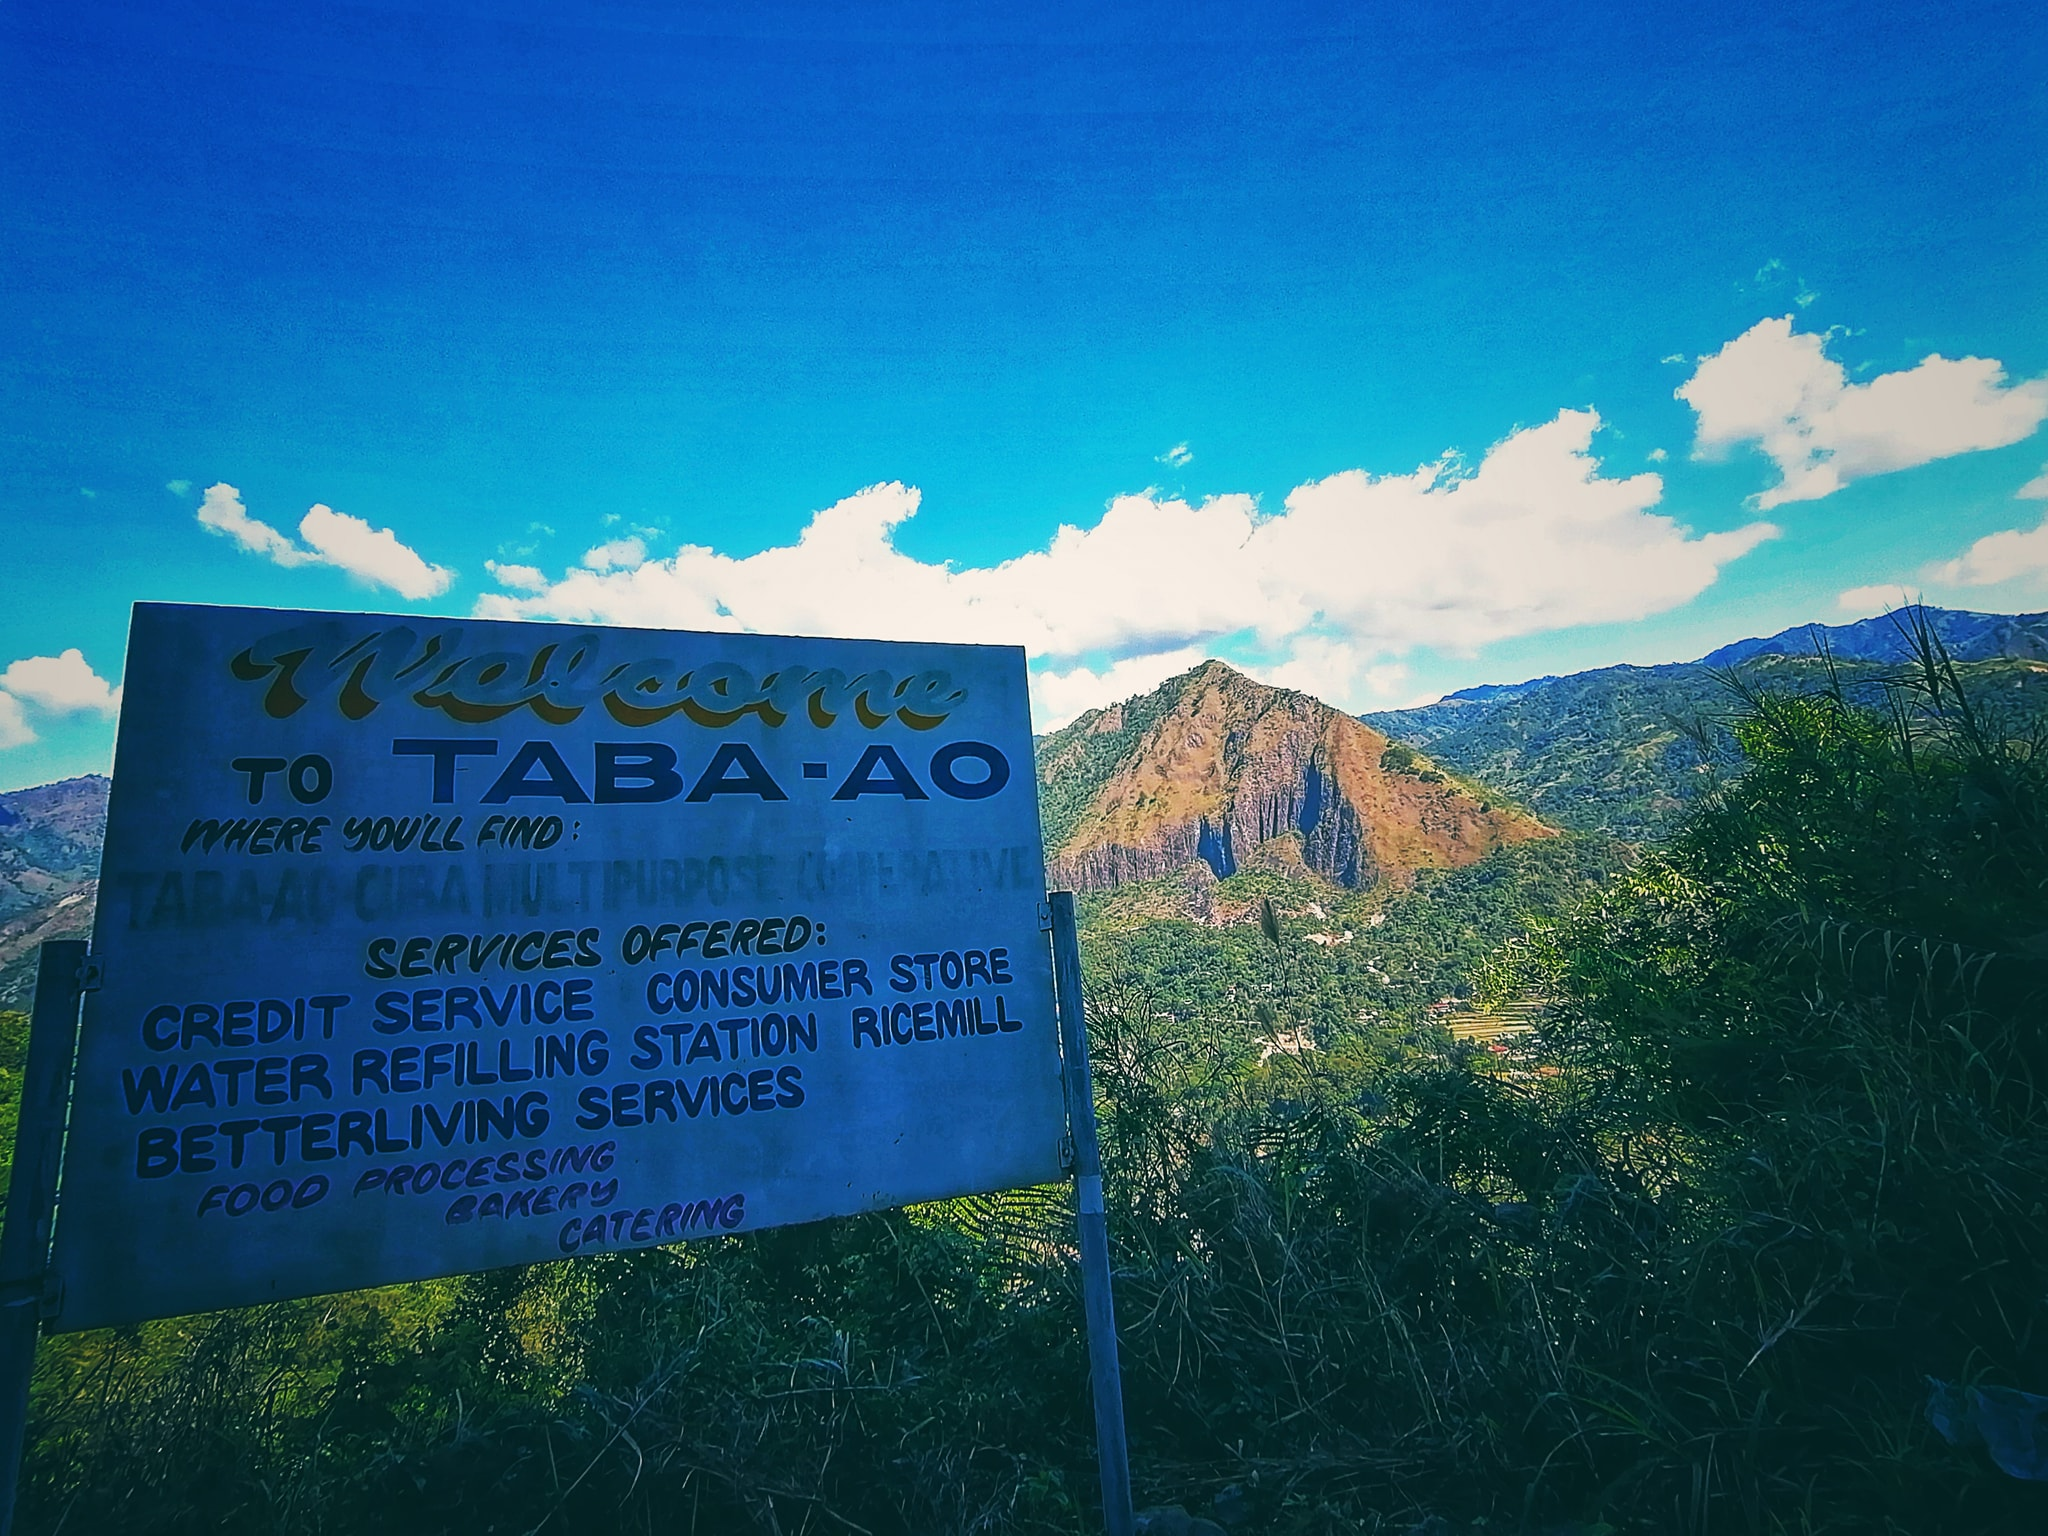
1366;606;2048;840
1431;605;2048;710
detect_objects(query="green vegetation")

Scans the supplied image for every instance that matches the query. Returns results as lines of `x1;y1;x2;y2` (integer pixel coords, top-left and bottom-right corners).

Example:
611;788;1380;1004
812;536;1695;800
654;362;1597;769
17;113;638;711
10;628;2048;1531
1034;673;1195;853
1078;834;1625;1033
1366;649;2048;842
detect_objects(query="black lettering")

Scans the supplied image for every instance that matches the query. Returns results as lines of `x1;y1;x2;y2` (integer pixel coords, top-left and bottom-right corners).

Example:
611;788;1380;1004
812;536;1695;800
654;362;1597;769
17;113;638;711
595;742;684;803
830;744;927;800
147;1124;202;1180
852;1006;880;1047
929;740;1009;799
482;741;591;804
684;743;788;802
393;738;500;803
287;753;334;804
230;756;287;805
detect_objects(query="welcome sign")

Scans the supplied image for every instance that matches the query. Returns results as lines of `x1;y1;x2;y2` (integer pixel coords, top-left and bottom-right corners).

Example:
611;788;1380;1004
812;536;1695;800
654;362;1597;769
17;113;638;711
49;603;1065;1330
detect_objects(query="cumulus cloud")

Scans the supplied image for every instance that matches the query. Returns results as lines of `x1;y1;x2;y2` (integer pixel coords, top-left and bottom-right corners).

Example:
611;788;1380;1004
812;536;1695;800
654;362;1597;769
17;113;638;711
1837;583;1917;615
195;483;454;600
1158;443;1193;468
1678;317;2048;508
297;504;455;601
1834;462;2048;613
1923;517;2048;592
0;648;123;750
1;650;122;716
1031;649;1211;729
480;408;1775;728
582;537;647;573
484;560;550;593
197;482;314;566
0;692;32;750
1249;638;1410;708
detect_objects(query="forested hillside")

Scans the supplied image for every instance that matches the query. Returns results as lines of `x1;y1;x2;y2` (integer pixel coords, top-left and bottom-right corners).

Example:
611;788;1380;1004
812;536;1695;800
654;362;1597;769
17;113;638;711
1367;606;2048;840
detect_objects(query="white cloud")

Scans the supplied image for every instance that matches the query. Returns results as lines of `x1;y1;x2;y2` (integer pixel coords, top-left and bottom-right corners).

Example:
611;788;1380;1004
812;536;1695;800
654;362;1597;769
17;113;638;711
1251;411;1775;652
485;560;550;593
1031;649;1210;731
1158;442;1193;468
1;650;121;716
1678;317;2048;509
166;479;192;497
298;504;455;601
481;408;1774;719
1836;583;1916;615
582;536;647;572
195;483;453;600
1646;448;1668;463
0;692;33;750
1838;461;2048;604
1925;517;2048;592
0;648;124;750
1245;638;1410;708
198;482;317;565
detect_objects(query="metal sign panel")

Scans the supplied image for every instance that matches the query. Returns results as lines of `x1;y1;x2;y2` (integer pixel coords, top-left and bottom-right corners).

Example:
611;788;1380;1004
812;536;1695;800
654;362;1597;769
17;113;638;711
50;603;1064;1330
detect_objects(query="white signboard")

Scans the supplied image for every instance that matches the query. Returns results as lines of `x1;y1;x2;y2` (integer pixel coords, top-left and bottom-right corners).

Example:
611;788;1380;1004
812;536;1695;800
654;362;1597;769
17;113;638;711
50;604;1065;1330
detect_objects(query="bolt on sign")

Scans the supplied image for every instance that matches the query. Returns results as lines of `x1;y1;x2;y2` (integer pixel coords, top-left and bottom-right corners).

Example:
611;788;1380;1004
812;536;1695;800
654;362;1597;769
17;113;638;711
49;604;1065;1330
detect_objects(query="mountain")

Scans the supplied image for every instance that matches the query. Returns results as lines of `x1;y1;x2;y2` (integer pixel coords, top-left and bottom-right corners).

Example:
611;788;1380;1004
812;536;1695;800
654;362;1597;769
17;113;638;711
1367;606;2048;841
1036;660;1551;904
1698;606;2048;668
0;776;108;1009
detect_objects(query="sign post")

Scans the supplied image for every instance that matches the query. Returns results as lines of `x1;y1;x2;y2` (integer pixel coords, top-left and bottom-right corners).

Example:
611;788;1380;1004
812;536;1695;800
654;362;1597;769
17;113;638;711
0;940;87;1536
1050;891;1135;1536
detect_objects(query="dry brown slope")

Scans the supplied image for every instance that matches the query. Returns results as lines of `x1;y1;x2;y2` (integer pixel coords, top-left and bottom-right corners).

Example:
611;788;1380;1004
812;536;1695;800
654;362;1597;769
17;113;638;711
1040;661;1549;893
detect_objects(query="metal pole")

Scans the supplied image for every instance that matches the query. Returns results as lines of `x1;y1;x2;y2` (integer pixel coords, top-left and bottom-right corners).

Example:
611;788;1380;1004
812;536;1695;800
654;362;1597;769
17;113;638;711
0;940;87;1536
1048;892;1134;1536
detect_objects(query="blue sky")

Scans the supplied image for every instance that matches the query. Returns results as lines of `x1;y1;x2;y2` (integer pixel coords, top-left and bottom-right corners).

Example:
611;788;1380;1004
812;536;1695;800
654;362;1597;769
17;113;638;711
3;0;2045;788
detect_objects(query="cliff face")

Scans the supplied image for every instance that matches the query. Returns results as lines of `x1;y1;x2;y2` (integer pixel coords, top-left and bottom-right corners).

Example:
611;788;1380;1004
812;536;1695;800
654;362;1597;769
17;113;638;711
0;776;107;1008
1037;662;1548;893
